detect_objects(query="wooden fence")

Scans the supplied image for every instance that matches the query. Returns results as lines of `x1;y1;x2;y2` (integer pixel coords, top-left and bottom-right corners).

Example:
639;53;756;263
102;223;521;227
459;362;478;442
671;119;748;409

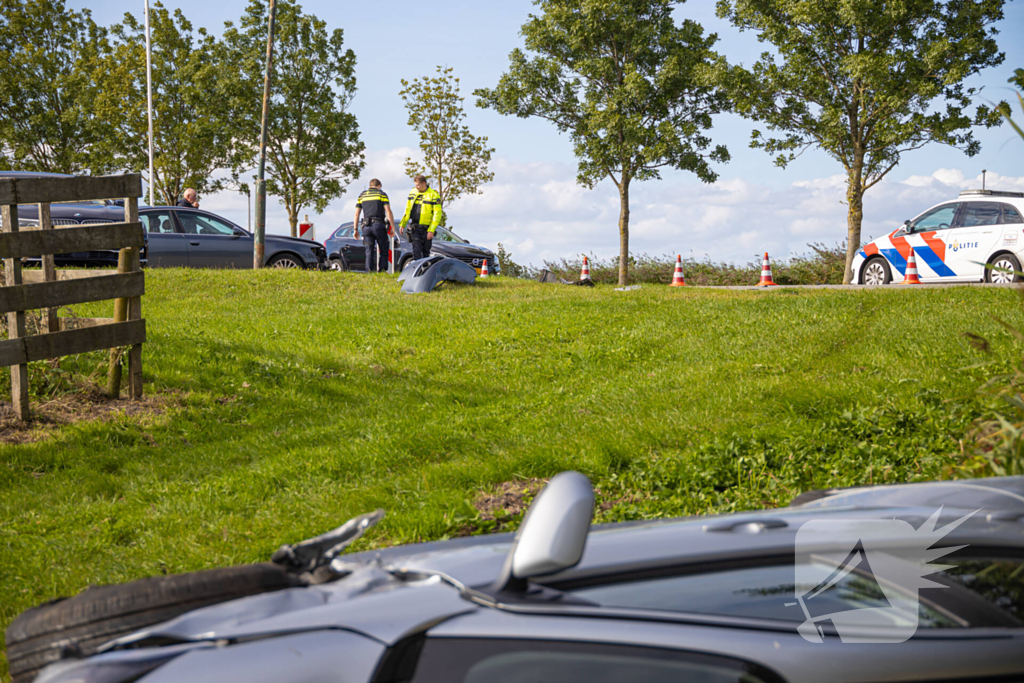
0;173;146;420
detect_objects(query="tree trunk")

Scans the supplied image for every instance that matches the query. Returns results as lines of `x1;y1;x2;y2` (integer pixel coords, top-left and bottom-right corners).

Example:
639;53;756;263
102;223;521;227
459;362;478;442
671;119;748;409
288;206;298;237
843;166;865;285
617;176;630;286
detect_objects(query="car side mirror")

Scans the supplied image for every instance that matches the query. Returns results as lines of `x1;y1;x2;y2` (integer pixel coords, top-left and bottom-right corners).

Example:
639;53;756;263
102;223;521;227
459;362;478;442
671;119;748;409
490;471;594;593
233;227;247;237
903;220;913;233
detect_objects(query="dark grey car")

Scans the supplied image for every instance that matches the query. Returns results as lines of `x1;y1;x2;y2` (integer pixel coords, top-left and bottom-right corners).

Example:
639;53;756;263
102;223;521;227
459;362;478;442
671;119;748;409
14;201;325;270
11;474;1024;683
325;223;500;275
140;207;325;269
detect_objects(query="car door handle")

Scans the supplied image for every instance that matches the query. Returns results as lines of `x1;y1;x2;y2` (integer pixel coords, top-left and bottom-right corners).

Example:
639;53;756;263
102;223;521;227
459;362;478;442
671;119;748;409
189;241;200;246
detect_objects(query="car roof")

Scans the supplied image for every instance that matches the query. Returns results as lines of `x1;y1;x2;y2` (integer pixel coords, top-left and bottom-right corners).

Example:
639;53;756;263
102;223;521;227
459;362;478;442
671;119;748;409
344;476;1024;587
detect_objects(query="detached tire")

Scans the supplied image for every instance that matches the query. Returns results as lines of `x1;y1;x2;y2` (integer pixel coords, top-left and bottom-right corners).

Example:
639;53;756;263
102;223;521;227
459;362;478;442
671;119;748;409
4;563;296;683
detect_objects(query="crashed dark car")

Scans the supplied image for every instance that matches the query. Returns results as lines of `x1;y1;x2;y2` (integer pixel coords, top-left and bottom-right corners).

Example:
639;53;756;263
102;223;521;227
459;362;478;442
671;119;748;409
324;222;500;275
6;474;1024;683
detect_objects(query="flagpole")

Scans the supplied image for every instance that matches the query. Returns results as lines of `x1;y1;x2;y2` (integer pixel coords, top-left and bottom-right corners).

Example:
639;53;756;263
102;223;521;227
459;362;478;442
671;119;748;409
254;0;277;269
144;0;155;206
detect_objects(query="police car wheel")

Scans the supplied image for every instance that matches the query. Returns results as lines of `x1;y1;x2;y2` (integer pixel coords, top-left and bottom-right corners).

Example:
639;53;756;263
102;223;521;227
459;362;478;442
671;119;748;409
987;254;1022;284
862;257;891;285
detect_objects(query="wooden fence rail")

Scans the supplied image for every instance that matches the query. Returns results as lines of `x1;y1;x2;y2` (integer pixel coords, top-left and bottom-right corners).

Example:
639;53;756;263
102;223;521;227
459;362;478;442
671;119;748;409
0;173;145;420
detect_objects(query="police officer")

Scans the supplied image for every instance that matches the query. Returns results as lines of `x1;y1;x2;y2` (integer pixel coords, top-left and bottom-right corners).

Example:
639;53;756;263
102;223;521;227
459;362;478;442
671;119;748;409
353;179;396;272
399;174;442;260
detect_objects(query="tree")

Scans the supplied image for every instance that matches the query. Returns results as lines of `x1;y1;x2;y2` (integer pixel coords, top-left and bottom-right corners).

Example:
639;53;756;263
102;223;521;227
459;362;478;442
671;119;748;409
400;67;495;225
714;0;1007;284
0;0;112;174
220;0;364;236
94;3;232;205
476;0;728;285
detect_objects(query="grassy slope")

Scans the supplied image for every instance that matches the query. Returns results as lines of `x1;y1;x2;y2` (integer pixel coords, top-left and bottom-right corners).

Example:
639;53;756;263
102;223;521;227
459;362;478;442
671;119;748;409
1;270;1021;676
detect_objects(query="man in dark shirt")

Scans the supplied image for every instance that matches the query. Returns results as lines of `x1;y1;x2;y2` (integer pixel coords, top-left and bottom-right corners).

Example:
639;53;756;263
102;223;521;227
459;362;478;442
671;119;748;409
353;179;396;272
176;188;199;208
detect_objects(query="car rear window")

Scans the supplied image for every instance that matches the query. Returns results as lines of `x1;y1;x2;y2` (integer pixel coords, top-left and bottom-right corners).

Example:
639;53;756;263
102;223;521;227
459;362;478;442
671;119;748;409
1002;204;1024;224
570;557;1024;629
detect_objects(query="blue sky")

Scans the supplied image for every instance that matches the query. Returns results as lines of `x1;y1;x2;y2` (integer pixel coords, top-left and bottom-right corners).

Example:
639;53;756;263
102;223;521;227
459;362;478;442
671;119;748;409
74;0;1024;265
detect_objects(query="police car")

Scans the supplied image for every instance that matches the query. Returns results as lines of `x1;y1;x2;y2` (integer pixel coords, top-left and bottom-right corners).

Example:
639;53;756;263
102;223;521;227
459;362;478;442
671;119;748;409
851;189;1024;284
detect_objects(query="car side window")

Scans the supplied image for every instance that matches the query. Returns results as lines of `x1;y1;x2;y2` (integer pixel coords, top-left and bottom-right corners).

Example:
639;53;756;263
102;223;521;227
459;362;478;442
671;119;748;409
402;638;782;683
140;211;176;234
178;212;236;236
912;204;960;232
1001;204;1024;224
960;202;1002;228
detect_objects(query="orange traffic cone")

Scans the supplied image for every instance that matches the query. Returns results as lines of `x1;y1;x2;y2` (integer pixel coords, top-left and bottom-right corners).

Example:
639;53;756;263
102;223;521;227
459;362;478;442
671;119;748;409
481;258;490;278
757;252;777;286
900;248;922;284
580;256;591;282
670;255;687;286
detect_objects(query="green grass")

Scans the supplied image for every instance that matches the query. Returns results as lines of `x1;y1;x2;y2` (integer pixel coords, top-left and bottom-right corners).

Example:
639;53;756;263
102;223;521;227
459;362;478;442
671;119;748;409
2;270;1022;677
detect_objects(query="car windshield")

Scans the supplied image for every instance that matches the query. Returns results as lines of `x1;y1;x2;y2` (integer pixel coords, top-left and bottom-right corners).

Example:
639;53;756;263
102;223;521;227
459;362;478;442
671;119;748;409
570;556;1024;629
437;227;467;243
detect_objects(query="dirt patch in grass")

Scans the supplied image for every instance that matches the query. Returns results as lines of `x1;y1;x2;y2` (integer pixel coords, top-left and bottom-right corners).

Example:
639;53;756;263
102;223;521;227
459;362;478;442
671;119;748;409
473;478;547;520
0;390;174;444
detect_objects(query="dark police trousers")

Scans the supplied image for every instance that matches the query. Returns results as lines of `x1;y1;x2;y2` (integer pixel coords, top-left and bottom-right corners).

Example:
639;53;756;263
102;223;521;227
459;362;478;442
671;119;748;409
363;220;389;272
409;226;431;260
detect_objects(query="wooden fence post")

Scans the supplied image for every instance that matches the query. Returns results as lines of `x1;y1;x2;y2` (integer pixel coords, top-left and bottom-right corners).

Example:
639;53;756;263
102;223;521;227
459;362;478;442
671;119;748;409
126;197;142;399
39;203;59;334
2;204;30;420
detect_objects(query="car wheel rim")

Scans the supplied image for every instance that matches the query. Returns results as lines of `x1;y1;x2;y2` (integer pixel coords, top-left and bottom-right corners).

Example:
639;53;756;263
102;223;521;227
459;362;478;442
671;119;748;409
865;262;886;285
274;258;301;269
992;259;1015;283
329;260;343;271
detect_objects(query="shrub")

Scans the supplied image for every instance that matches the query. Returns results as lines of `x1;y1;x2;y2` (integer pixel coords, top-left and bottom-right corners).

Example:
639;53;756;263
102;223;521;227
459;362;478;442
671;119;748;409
531;242;848;286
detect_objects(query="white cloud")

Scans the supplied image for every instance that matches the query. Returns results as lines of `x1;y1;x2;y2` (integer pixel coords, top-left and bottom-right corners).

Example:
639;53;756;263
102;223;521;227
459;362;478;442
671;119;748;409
196;149;1024;266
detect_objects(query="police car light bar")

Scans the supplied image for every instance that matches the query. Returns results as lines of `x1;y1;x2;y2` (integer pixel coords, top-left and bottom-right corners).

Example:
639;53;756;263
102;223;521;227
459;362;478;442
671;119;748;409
959;189;1024;198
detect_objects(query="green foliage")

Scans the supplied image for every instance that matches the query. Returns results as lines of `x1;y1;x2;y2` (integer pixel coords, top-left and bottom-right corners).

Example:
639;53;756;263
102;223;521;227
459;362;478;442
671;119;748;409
95;3;230;204
476;0;729;286
536;242;848;285
400;66;495;223
998;68;1024;141
0;0;113;174
946;304;1024;478
714;0;1007;283
496;242;531;279
220;0;365;235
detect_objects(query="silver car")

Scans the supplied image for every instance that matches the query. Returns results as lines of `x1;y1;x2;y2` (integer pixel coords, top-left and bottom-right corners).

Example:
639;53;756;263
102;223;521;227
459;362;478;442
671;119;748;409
9;474;1024;683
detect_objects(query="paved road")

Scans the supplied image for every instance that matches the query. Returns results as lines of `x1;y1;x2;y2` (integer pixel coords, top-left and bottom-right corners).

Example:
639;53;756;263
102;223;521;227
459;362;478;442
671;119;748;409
692;282;1024;291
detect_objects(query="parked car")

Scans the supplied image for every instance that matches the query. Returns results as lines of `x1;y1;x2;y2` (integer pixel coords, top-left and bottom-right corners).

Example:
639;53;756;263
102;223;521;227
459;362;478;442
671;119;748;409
7;474;1024;683
852;189;1024;284
325;222;500;275
3;171;325;269
17;204;326;270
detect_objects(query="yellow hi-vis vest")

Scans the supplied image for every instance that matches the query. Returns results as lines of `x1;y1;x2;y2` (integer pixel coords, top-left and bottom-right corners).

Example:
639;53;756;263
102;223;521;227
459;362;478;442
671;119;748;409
400;186;442;233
